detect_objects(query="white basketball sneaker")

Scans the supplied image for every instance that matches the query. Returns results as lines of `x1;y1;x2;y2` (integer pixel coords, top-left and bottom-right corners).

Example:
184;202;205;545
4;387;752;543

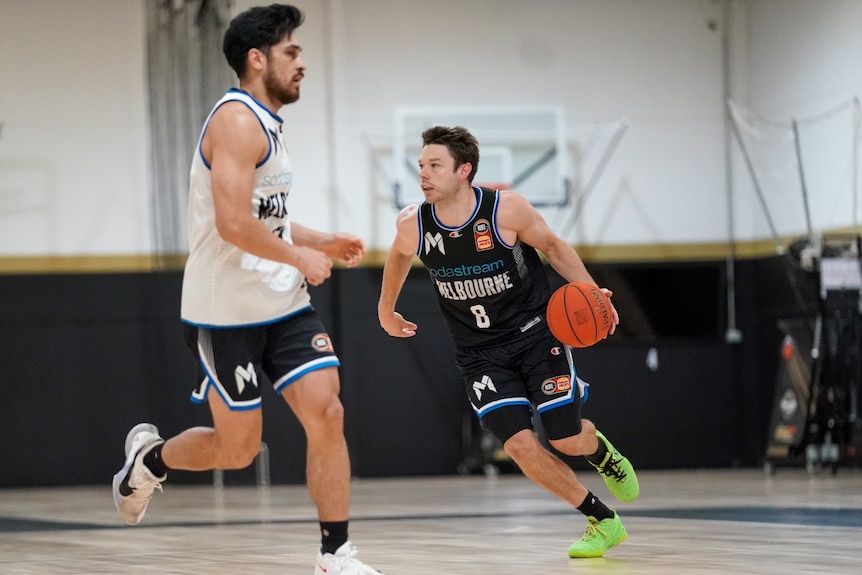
112;423;166;525
315;541;383;575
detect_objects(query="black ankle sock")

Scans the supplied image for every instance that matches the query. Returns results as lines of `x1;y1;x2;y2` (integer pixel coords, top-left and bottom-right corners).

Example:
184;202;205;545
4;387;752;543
576;491;614;521
143;443;170;477
585;433;608;466
320;520;349;554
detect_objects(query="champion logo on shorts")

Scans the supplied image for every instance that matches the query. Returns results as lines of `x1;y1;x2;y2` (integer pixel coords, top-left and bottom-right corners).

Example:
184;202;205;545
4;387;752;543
311;333;334;352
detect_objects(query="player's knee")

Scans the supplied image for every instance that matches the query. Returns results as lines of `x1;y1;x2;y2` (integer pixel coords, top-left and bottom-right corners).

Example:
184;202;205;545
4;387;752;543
319;396;344;425
301;395;345;437
548;418;597;456
503;430;541;462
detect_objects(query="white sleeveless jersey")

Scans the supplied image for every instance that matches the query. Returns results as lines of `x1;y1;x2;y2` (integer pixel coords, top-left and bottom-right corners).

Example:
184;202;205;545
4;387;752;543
181;89;310;327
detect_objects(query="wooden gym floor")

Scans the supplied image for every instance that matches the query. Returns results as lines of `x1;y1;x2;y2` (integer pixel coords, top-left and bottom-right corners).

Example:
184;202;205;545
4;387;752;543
1;467;860;574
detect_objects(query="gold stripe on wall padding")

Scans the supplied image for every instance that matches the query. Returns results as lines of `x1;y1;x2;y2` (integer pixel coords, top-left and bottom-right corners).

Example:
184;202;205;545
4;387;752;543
0;237;801;274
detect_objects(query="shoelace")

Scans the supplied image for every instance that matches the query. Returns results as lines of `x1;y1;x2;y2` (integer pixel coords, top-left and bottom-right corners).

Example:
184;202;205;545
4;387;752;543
130;481;163;499
130;465;165;498
598;455;627;481
582;518;609;541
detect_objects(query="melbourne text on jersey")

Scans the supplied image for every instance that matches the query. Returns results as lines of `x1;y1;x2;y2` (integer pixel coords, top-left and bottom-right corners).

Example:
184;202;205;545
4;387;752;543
258;191;290;219
428;258;514;301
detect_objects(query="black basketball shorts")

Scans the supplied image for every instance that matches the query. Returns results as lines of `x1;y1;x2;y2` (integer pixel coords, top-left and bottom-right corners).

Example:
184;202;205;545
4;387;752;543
454;325;587;443
183;307;339;411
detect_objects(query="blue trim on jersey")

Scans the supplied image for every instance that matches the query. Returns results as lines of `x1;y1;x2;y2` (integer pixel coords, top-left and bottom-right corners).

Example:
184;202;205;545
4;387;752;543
415;206;424;257
227;88;284;123
198;90;283;170
472;397;532;418
181;305;314;329
491;191;515;249
429;187;482;231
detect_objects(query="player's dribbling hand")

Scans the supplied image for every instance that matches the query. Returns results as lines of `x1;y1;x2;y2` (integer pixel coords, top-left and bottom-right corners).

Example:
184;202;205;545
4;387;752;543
600;288;619;335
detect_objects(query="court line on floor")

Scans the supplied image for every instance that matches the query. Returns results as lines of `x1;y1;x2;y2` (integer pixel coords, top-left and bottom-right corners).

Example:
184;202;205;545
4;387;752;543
2;505;861;534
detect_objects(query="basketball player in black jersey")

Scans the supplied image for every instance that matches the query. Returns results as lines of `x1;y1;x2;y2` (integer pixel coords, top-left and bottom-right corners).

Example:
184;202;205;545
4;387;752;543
378;125;639;558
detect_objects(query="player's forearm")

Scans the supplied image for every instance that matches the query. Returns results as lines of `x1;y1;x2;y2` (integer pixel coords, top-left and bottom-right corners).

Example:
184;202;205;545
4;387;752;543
378;249;414;314
290;222;331;249
217;216;308;267
544;241;596;285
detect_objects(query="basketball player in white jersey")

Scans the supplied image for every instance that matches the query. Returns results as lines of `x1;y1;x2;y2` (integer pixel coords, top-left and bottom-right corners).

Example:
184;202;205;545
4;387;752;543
112;5;381;574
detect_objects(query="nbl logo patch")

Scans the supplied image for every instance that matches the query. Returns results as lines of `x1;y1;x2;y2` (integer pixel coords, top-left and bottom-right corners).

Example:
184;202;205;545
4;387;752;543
311;333;334;352
473;219;493;251
541;375;572;395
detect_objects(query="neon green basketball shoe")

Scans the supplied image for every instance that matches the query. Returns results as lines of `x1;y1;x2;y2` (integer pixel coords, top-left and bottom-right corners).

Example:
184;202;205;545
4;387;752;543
589;430;640;503
568;511;627;558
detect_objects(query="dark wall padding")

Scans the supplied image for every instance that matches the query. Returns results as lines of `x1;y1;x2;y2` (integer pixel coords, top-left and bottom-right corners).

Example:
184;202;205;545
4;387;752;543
0;258;799;487
334;268;466;477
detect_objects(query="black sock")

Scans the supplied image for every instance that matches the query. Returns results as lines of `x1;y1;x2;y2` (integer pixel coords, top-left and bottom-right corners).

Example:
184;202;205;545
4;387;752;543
320;520;349;554
576;491;614;521
585;433;608;466
143;442;170;477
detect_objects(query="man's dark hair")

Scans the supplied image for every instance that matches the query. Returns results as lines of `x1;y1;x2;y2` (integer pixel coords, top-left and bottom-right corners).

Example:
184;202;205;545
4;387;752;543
421;126;480;183
223;4;305;78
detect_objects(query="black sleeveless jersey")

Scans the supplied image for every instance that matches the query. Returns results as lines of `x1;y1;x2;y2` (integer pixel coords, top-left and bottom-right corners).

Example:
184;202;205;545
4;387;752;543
417;187;551;349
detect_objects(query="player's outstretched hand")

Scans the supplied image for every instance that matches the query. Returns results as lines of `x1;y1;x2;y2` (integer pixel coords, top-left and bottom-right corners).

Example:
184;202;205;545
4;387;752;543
323;233;366;267
379;311;418;338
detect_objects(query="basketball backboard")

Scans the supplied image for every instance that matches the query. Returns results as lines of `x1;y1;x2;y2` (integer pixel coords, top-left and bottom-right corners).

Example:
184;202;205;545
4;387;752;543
391;105;570;208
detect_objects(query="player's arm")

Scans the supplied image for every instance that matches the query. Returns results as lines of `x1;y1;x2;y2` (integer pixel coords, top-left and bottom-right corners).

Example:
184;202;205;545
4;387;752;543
497;190;619;332
498;191;594;283
378;204;421;338
205;102;332;285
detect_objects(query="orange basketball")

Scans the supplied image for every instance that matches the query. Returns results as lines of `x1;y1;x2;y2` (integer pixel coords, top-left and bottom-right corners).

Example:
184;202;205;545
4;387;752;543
546;282;612;348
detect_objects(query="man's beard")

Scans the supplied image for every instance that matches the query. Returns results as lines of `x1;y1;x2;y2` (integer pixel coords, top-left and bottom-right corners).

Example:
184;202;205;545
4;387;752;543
264;71;300;106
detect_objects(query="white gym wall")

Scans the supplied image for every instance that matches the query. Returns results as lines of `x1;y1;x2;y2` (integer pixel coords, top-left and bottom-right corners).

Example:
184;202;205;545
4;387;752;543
1;0;860;256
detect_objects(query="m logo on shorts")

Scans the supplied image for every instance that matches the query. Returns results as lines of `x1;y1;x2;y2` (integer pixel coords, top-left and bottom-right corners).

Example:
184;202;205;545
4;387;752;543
541;375;571;395
234;362;259;395
312;333;334;352
472;374;497;400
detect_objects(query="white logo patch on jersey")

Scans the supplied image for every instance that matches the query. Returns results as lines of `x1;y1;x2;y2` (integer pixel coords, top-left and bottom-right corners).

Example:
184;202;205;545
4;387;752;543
234;362;259;395
424;232;445;255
